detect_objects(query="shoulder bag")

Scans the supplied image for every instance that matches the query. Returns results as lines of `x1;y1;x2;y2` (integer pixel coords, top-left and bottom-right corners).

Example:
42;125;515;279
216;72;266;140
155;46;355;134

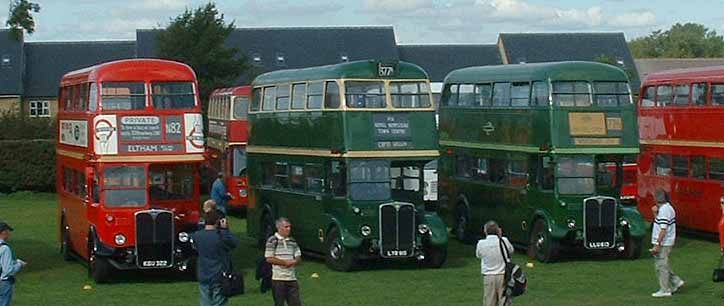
499;237;527;297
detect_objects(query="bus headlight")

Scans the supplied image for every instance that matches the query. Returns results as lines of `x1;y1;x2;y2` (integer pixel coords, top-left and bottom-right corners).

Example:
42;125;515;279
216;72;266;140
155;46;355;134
114;234;126;246
178;232;190;243
566;218;576;229
352;207;361;215
620;219;629;227
418;224;430;234
360;225;372;237
239;189;248;197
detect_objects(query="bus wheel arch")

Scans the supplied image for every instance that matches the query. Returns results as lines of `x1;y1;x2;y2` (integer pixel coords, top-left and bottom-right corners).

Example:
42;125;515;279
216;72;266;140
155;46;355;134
87;227;113;283
528;217;559;263
453;196;474;243
324;225;358;271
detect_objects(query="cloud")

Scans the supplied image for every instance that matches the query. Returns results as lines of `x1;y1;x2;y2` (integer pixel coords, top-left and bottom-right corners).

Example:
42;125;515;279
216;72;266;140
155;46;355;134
607;11;656;28
364;0;434;12
139;0;188;11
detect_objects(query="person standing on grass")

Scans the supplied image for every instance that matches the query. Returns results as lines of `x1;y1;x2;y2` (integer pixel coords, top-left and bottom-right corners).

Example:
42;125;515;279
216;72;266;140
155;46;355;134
476;220;514;306
650;189;684;298
0;222;26;306
211;172;233;215
265;218;302;306
192;210;240;306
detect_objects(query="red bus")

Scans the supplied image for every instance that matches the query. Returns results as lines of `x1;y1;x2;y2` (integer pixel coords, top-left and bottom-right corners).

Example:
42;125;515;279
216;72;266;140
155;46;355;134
638;66;724;234
205;86;250;211
620;159;638;206
56;59;204;283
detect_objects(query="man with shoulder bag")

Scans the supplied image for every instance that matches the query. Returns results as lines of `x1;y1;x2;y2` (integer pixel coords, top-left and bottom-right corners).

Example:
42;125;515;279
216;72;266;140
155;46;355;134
476;221;517;306
192;210;240;306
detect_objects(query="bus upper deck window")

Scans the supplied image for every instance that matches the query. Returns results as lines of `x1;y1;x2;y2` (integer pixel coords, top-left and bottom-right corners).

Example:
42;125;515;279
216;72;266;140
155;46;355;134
390;81;431;108
531;81;549;106
152;82;195;110
251;88;262;112
511;82;530;107
324;81;340;109
552;81;590;107
656;85;673;107
233;97;248;120
712;84;724;105
641;86;655;107
345;81;386;108
593;82;630;106
101;82;146;111
692;83;708;106
307;82;323;110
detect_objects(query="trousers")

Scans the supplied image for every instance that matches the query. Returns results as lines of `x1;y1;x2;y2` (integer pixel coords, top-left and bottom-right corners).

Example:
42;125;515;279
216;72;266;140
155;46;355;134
272;280;301;306
483;274;511;306
654;245;683;292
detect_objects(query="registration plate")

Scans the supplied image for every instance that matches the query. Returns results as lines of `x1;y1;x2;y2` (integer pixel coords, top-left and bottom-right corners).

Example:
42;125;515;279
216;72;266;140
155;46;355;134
385;250;408;257
142;260;169;267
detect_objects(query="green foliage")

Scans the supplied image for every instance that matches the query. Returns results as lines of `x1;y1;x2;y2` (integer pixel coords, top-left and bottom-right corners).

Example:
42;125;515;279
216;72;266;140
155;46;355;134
0;140;55;193
629;23;724;58
0;110;55;140
5;0;40;41
2;194;723;306
156;2;249;106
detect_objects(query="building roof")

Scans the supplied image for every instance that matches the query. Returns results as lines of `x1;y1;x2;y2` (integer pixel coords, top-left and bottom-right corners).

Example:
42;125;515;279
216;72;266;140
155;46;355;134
444;61;628;84
499;32;639;89
635;58;724;82
137;26;399;84
252;60;428;86
0;29;24;95
23;41;136;97
398;44;501;82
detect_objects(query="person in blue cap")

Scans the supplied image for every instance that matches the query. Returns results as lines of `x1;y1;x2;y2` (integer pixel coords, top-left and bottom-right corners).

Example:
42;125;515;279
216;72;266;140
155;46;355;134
0;222;26;306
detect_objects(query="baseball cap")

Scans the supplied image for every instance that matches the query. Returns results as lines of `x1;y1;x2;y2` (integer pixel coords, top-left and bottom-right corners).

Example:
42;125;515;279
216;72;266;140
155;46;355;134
0;222;13;232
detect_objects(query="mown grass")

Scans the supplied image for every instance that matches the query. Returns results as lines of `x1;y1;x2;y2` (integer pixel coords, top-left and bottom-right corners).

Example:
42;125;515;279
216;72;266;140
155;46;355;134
0;192;722;306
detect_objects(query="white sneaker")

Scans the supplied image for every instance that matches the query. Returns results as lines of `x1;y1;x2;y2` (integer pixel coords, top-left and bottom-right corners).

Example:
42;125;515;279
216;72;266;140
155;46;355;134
652;291;672;298
673;280;685;293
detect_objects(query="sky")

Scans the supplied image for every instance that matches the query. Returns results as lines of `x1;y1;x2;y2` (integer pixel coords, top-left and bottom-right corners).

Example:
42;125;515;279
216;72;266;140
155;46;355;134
1;0;722;44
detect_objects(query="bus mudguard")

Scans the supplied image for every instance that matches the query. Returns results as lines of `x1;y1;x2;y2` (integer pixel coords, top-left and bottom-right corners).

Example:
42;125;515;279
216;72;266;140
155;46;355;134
326;216;363;249
619;206;646;238
89;226;114;257
531;210;568;240
420;212;448;246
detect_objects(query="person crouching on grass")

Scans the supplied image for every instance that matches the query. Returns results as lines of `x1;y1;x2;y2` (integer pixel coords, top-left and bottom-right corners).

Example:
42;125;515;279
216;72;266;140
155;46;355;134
650;190;684;298
265;217;302;306
476;220;514;306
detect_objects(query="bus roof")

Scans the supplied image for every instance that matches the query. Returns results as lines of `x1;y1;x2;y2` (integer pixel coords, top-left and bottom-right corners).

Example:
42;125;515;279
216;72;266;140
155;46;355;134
251;60;429;86
644;65;724;84
443;61;628;84
210;85;251;97
61;59;197;86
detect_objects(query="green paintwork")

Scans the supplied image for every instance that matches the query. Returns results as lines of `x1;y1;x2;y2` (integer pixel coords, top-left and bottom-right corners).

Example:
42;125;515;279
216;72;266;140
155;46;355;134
247;60;446;263
438;61;646;257
253;60;429;86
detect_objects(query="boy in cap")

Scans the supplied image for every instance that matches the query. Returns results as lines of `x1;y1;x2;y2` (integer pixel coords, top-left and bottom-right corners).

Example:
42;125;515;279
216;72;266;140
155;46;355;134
0;222;26;306
650;190;684;297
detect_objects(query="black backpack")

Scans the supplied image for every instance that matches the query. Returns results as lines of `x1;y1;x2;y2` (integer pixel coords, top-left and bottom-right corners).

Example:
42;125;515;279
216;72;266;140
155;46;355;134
255;237;278;293
499;238;527;297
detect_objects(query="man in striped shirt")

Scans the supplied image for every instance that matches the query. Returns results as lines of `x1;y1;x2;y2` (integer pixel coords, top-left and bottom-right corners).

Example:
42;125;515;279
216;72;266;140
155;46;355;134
650;190;684;298
265;217;302;306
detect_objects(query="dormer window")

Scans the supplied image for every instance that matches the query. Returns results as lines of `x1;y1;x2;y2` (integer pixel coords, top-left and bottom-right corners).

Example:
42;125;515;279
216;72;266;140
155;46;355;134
252;53;262;66
340;53;349;62
276;52;285;66
1;55;10;67
616;58;625;67
517;57;526;64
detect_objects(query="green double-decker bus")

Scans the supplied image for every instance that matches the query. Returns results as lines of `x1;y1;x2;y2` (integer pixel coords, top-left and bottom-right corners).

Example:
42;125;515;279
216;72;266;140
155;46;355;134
438;61;646;262
246;60;447;270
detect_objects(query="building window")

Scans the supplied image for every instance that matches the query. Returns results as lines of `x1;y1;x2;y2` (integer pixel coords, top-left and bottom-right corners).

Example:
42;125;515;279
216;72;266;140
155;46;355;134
1;55;10;67
252;53;262;66
29;100;50;118
340;52;349;62
275;52;285;66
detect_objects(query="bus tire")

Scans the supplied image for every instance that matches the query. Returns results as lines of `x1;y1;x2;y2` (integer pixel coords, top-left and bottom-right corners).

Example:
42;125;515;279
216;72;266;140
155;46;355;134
422;245;447;268
324;227;358;272
89;246;113;283
454;205;475;243
61;218;73;261
259;211;275;248
622;235;642;260
529;218;559;263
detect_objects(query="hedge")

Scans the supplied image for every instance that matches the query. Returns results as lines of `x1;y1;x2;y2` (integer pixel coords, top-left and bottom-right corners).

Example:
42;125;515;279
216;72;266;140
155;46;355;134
0;111;56;140
0;140;56;193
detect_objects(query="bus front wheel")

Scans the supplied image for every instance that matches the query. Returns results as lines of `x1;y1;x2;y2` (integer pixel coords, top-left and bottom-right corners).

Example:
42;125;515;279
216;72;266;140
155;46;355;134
529;218;559;263
422;245;447;268
324;227;358;272
621;234;642;260
88;245;112;283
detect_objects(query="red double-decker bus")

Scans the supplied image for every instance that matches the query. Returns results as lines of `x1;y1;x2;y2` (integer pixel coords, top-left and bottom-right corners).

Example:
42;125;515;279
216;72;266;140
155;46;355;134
638;66;724;234
205;86;250;211
56;59;204;283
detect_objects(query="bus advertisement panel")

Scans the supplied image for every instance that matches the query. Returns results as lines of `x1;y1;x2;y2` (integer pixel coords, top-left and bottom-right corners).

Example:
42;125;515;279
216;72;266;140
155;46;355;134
438;61;646;262
56;59;203;283
246;60;447;271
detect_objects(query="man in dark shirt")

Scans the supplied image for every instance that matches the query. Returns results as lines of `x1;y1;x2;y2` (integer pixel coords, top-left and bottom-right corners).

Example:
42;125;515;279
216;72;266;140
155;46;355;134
192;210;240;306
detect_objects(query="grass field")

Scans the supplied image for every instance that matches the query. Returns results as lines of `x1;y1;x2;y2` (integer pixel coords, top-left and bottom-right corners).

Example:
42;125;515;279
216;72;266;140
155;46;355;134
0;192;722;306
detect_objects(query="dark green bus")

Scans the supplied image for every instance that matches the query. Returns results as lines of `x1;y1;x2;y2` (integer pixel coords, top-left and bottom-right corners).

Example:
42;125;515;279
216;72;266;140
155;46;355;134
246;60;447;270
438;61;646;262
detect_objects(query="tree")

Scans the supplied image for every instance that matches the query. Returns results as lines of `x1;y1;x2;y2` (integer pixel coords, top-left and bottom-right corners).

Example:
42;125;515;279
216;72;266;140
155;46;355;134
628;23;724;58
5;0;40;41
156;3;248;107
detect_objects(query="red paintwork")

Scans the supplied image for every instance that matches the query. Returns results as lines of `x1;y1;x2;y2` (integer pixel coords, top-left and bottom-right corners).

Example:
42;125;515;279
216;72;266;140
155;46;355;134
621;163;638;204
638;66;724;234
720;214;724;248
56;59;202;262
206;86;251;209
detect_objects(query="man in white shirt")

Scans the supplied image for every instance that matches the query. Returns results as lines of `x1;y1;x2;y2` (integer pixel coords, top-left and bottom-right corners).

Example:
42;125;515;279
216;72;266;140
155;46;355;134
476;221;514;306
651;190;684;297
